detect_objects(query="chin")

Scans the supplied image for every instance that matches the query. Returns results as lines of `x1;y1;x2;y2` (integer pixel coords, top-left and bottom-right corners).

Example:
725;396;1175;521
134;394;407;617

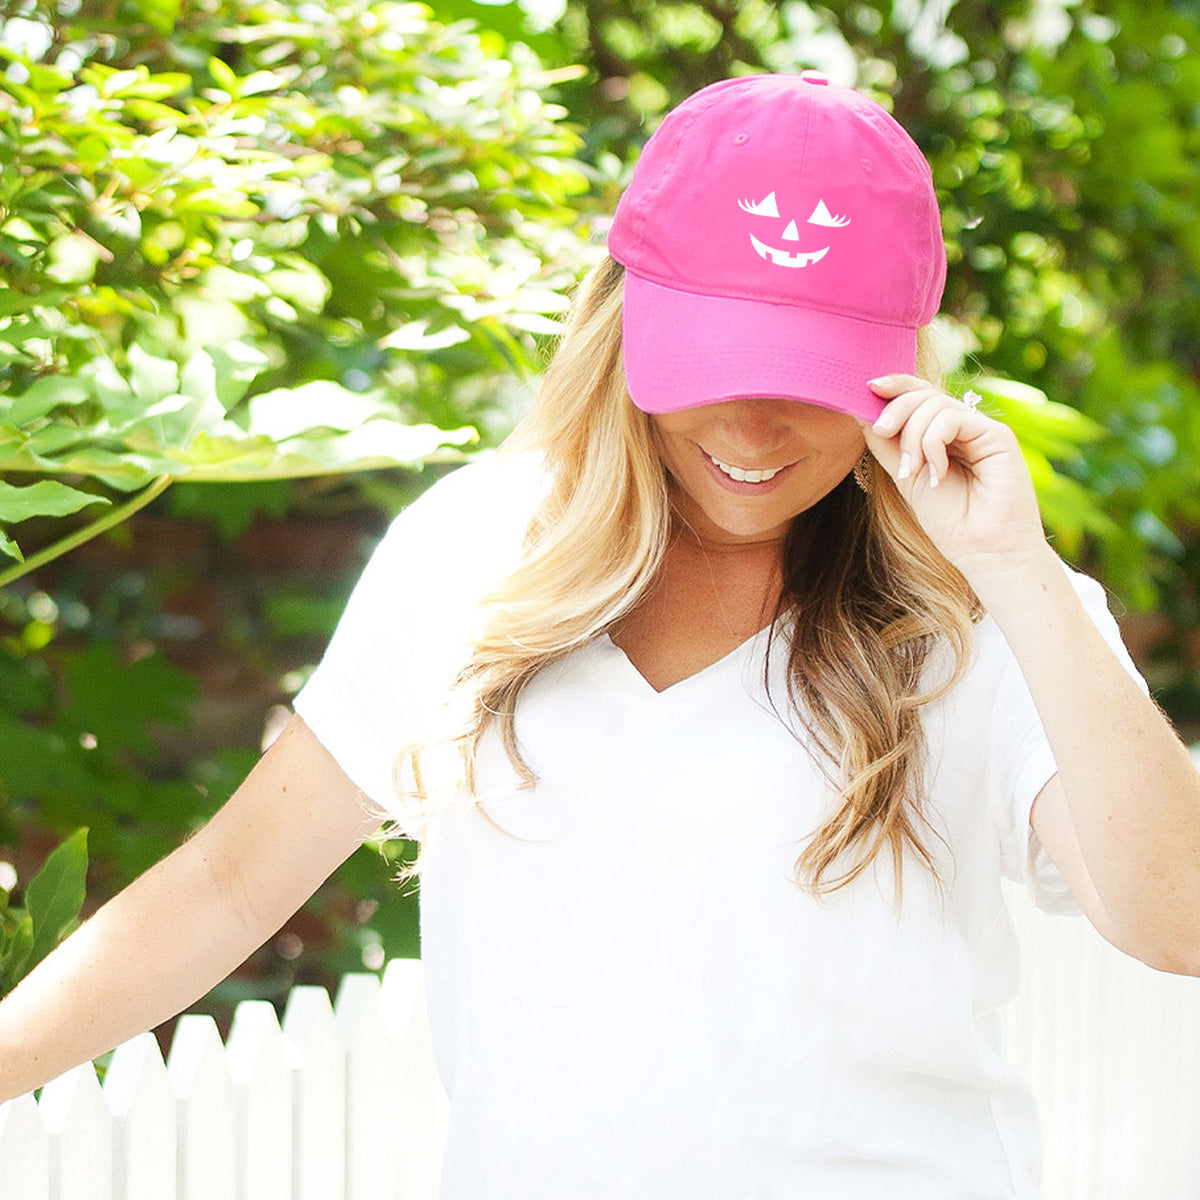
693;501;799;544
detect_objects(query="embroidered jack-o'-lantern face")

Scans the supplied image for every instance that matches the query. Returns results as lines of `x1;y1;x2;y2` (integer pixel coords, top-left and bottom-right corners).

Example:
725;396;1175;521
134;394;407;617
737;190;851;269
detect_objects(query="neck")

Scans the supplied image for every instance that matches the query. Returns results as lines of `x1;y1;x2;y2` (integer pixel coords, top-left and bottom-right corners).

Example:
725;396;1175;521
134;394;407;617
672;514;788;575
665;525;785;632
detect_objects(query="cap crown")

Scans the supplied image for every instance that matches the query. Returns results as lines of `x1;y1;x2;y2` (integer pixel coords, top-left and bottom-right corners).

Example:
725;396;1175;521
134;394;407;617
608;74;946;329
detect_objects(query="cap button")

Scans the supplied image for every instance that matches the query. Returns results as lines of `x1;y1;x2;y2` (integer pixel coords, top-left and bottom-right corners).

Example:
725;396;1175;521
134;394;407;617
800;70;830;86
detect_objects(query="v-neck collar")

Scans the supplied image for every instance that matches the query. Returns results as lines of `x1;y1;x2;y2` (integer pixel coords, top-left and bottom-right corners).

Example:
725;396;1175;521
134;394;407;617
598;620;778;698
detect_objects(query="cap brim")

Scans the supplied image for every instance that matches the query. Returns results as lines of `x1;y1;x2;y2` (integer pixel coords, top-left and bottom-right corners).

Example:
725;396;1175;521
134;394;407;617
621;273;918;422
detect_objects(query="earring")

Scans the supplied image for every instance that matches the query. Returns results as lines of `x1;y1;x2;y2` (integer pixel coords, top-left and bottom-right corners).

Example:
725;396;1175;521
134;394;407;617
852;451;872;493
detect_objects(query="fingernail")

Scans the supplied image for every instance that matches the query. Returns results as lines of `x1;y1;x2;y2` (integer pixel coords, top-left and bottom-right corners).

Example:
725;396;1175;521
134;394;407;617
873;411;896;434
929;466;940;489
897;452;912;481
868;376;893;391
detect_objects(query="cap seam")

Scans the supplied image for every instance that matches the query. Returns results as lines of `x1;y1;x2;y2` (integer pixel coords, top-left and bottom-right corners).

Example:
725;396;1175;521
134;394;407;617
621;268;924;330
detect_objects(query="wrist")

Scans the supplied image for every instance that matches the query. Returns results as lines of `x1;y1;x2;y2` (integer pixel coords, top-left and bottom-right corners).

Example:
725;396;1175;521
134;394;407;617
959;539;1063;617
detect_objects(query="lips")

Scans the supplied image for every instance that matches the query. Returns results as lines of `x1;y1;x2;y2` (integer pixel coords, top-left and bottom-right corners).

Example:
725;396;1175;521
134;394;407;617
706;452;785;483
700;446;799;495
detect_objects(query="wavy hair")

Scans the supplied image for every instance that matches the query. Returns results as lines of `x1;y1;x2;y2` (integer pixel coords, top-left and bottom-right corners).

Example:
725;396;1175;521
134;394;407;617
398;254;981;898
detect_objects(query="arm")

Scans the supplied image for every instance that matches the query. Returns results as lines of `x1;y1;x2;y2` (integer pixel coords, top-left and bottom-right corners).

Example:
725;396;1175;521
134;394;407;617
864;375;1200;975
988;551;1200;975
0;714;379;1102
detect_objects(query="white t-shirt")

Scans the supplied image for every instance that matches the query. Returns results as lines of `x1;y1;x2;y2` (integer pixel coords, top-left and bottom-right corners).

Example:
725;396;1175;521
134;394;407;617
294;452;1147;1199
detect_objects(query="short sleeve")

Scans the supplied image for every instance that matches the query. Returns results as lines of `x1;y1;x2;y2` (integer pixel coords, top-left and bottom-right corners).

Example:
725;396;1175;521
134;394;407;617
293;452;544;829
988;563;1149;914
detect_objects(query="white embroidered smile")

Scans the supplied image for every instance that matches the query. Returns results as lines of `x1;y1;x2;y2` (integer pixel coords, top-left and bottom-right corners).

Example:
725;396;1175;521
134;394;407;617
749;235;829;269
707;452;786;483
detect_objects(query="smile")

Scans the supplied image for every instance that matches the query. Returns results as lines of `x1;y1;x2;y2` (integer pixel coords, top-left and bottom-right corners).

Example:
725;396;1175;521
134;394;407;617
706;452;786;484
748;235;829;269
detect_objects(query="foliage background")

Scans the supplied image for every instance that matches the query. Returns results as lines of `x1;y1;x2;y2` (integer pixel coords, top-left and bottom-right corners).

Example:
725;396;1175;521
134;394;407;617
1;0;1198;1028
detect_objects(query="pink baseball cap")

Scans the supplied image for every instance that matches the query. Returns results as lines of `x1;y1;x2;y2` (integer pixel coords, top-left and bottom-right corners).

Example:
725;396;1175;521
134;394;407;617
607;72;946;422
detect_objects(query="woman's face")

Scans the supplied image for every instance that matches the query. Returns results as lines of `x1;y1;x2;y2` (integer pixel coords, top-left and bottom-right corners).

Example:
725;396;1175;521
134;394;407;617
650;398;865;546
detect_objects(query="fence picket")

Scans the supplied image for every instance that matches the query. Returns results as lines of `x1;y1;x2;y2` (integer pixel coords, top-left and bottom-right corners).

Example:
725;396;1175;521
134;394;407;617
336;973;405;1200
281;985;346;1200
1003;880;1200;1200
225;1001;292;1200
104;1033;176;1200
380;960;447;1200
0;1094;50;1200
166;1014;236;1200
38;1063;112;1200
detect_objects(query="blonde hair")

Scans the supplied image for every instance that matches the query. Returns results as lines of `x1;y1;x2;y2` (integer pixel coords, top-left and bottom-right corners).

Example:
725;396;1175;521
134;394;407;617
398;255;980;897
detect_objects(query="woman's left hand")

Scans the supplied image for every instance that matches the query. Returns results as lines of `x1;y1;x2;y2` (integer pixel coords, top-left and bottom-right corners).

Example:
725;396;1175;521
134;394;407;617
862;374;1049;591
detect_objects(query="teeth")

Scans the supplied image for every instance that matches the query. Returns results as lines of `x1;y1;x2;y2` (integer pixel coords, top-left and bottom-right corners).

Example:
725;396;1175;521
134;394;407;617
707;453;784;484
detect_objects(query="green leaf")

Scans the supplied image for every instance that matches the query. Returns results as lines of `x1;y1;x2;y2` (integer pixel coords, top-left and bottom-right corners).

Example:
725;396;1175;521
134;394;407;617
2;375;95;426
0;287;70;317
0;528;22;564
974;376;1106;457
241;381;396;440
128;343;180;405
0;917;33;997
206;55;240;96
176;421;477;480
1;445;164;490
114;74;191;101
0;480;109;523
208;343;270;410
23;829;89;977
128;0;183;35
46;232;102;284
25;63;73;93
237;70;288;98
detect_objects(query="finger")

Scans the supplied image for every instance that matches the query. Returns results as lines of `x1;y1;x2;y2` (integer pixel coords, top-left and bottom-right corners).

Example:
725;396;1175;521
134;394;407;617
861;421;902;478
919;406;971;487
868;373;933;401
890;392;957;485
869;384;943;441
883;392;976;487
861;395;936;482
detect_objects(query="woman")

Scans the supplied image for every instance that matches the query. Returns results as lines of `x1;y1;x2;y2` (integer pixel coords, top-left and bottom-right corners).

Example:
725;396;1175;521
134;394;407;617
2;72;1199;1198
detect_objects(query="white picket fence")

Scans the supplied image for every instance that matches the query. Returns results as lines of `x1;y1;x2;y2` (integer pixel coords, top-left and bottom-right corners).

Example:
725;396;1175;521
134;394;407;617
1001;880;1200;1200
0;958;447;1200
3;912;1200;1200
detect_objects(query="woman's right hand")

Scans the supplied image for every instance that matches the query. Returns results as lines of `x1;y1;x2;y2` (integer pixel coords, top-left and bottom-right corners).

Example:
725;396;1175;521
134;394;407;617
0;714;376;1103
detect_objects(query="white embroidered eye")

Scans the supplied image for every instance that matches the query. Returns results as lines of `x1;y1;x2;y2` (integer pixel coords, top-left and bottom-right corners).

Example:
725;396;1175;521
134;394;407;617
807;199;850;227
738;191;780;218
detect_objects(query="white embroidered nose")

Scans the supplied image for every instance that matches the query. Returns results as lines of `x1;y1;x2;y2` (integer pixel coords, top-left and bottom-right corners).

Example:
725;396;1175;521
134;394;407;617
781;219;801;242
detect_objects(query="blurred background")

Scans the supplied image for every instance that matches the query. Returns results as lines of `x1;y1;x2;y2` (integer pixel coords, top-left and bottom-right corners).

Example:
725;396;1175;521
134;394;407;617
0;0;1198;1036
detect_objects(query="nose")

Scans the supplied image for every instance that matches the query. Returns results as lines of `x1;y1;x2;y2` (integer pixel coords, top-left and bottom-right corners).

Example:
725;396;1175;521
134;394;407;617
710;399;795;456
